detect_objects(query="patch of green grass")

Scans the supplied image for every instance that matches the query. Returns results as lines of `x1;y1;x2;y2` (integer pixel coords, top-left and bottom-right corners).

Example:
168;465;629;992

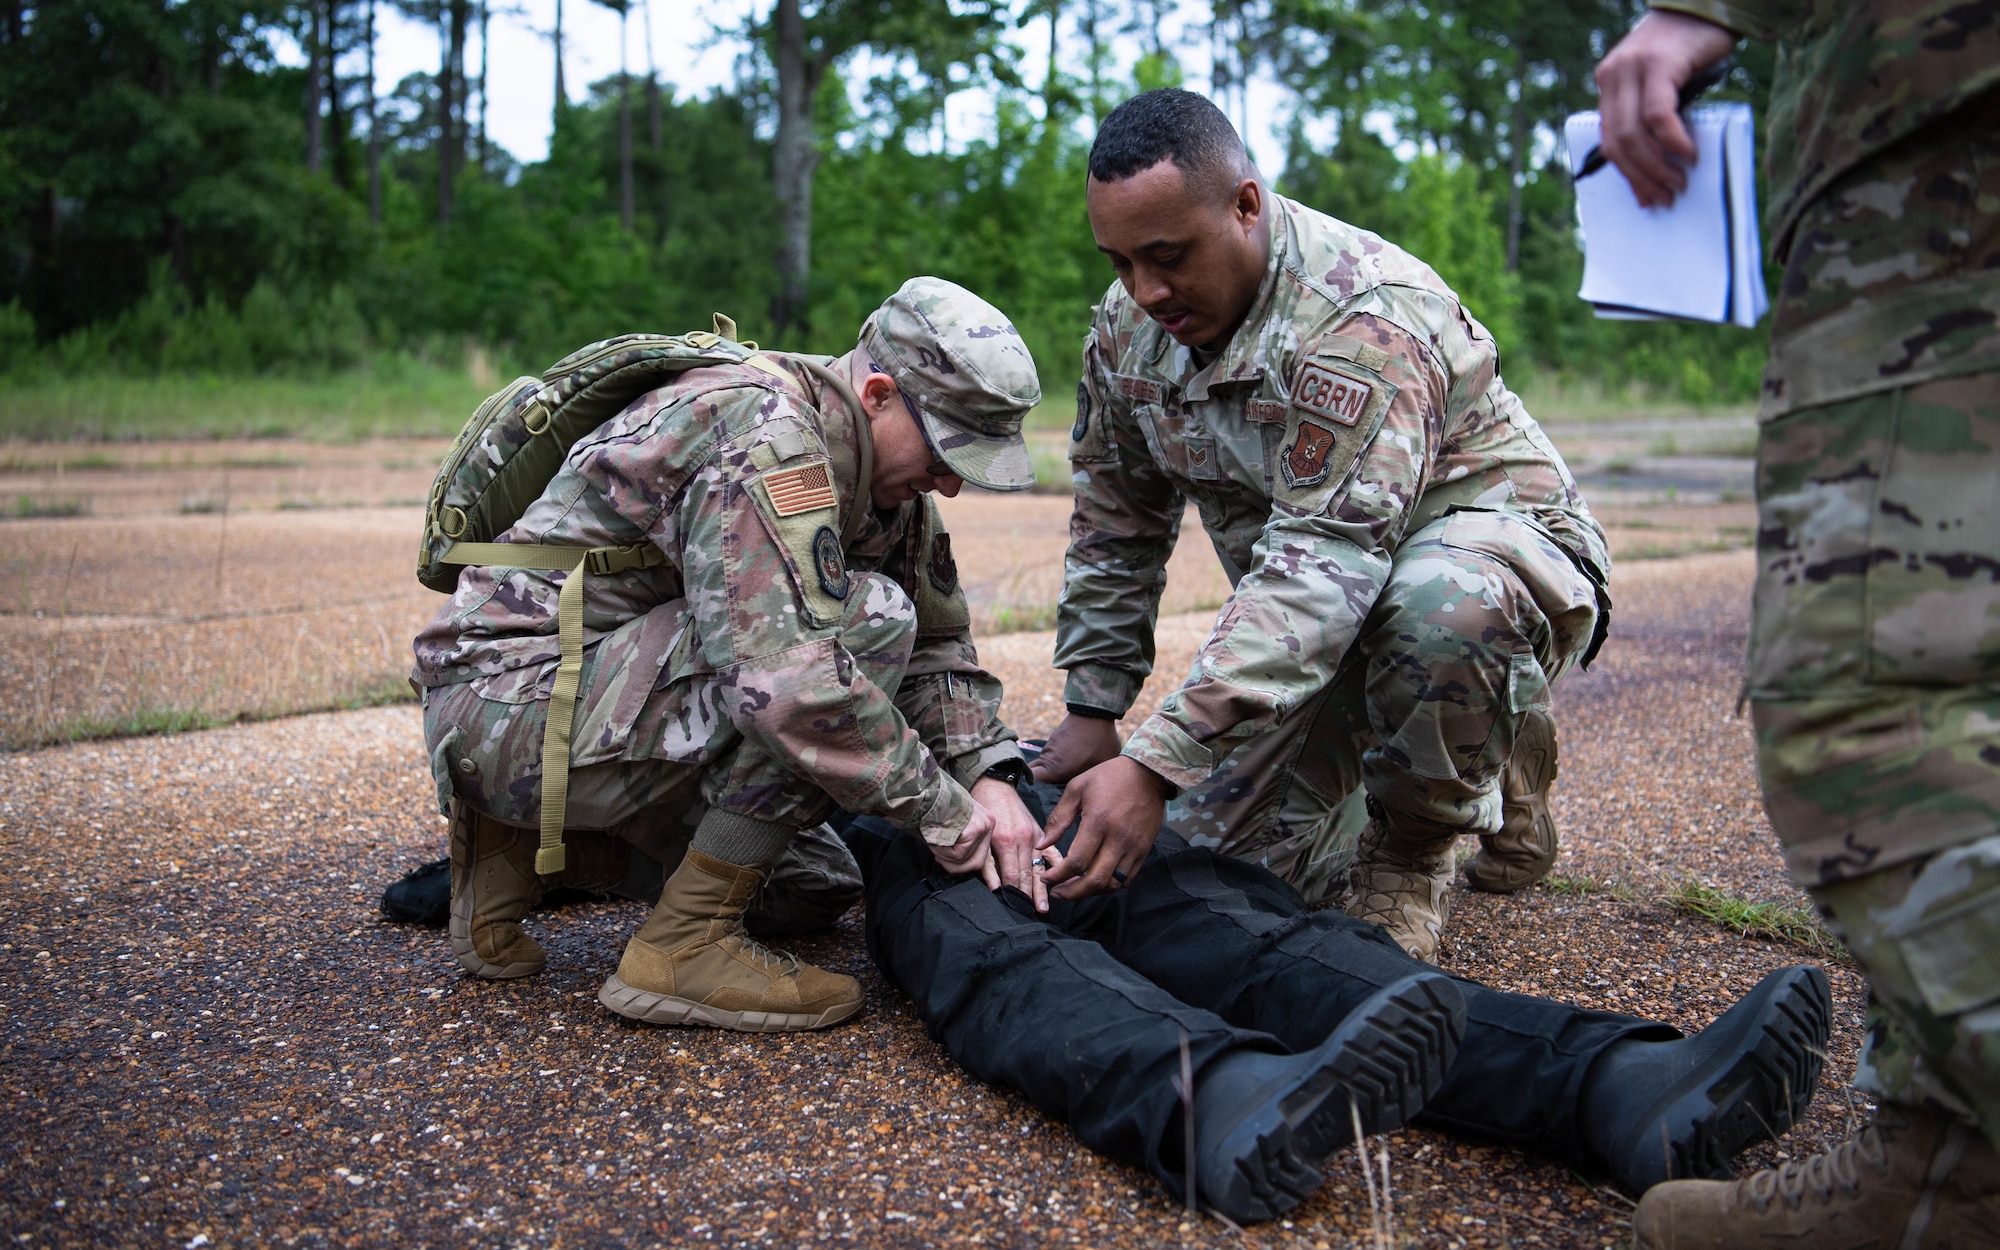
1666;878;1849;962
1603;454;1639;476
178;494;228;515
0;450;124;472
219;455;306;469
276;497;368;511
1542;873;1597;897
1693;431;1760;458
1620;537;1750;560
1647;432;1680;456
23;680;418;750
0;357;490;442
987;602;1060;634
10;495;88;518
1517;376;1758;425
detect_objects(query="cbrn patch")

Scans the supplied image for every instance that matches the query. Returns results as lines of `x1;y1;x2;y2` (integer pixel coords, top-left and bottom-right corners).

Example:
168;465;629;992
812;526;851;599
1292;361;1374;427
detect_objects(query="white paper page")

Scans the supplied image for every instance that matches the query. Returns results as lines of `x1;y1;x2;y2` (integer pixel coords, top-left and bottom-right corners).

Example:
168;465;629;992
1721;104;1769;327
1568;111;1732;322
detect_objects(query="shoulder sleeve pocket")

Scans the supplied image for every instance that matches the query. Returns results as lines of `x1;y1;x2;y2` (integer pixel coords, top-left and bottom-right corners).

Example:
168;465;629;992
914;495;972;637
745;457;849;629
1274;350;1397;513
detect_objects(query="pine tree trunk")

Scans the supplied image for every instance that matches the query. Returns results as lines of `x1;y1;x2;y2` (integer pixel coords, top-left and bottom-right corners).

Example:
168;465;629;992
305;0;325;172
367;0;381;223
552;0;565;123
1043;1;1061;120
437;11;453;225
450;0;467;177
1506;68;1526;274
618;10;633;231
329;0;353;189
771;0;821;340
476;0;489;169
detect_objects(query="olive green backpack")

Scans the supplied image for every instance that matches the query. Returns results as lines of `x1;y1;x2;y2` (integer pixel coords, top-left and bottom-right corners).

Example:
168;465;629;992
417;316;871;874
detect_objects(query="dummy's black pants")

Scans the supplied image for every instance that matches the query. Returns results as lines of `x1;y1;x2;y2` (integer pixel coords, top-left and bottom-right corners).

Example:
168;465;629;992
841;815;1675;1194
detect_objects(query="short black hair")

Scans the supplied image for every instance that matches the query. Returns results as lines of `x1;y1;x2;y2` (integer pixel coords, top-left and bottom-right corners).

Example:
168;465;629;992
1088;88;1247;198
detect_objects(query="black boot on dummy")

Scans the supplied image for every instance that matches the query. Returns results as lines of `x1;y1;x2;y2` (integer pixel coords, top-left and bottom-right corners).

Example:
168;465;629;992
1190;971;1466;1223
1579;964;1831;1194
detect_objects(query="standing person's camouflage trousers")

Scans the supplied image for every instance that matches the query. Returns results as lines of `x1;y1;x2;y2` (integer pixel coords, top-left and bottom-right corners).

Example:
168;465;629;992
1750;90;2000;1138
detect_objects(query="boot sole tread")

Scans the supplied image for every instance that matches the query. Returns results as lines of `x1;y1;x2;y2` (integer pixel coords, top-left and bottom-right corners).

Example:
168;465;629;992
597;974;862;1032
1619;967;1831;1192
1201;973;1466;1224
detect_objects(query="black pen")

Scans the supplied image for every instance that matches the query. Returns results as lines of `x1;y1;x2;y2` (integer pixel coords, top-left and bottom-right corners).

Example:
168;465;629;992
1574;56;1736;180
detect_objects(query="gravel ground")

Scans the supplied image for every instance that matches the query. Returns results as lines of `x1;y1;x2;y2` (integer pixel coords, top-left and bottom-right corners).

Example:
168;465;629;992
0;538;1869;1249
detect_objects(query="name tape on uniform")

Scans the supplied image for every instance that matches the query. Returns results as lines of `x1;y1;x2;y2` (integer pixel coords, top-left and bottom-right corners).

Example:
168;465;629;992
1115;374;1165;404
765;462;838;516
1291;361;1374;427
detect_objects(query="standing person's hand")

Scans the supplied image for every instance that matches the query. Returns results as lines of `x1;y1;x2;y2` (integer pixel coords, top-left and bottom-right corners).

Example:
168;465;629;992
930;796;995;877
1594;11;1737;207
970;775;1054;912
1028;713;1123;785
1039;755;1172;899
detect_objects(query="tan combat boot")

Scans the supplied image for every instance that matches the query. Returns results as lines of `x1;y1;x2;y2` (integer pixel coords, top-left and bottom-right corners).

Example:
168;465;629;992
1632;1103;2000;1249
1466;708;1561;893
447;799;547;980
1344;806;1455;962
597;849;863;1032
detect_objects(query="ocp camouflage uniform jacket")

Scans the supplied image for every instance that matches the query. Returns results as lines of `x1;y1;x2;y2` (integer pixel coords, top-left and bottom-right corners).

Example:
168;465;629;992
411;354;1021;845
1651;0;2000;260
1648;1;2000;421
1054;195;1609;793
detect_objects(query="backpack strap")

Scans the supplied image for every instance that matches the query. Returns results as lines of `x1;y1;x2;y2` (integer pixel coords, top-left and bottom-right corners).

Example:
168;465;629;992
440;539;666;875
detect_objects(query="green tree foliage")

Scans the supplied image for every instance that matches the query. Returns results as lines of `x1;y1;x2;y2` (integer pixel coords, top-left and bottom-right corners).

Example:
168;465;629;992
0;0;1772;405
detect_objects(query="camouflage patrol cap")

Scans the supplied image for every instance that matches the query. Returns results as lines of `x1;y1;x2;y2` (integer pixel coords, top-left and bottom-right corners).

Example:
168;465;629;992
860;277;1041;492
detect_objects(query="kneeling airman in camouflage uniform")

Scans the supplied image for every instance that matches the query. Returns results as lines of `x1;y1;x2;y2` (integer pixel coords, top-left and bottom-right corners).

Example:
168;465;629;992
1033;90;1608;962
411;278;1044;1033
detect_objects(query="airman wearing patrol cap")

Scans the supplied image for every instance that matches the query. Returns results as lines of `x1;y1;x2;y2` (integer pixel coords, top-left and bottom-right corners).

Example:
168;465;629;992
411;276;1047;1033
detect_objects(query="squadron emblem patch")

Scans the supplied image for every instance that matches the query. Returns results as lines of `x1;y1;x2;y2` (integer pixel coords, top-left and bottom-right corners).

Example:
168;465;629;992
1281;419;1340;489
1292;361;1374;427
927;532;959;595
811;526;850;599
1071;381;1091;442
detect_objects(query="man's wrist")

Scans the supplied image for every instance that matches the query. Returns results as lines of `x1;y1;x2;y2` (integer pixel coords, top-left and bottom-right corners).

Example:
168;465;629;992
1118;754;1176;800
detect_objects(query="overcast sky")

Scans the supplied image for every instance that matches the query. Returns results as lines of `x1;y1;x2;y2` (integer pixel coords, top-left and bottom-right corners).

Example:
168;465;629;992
338;0;1302;175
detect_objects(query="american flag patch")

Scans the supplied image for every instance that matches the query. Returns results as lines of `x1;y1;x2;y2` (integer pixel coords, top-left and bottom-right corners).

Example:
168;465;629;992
765;462;837;516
